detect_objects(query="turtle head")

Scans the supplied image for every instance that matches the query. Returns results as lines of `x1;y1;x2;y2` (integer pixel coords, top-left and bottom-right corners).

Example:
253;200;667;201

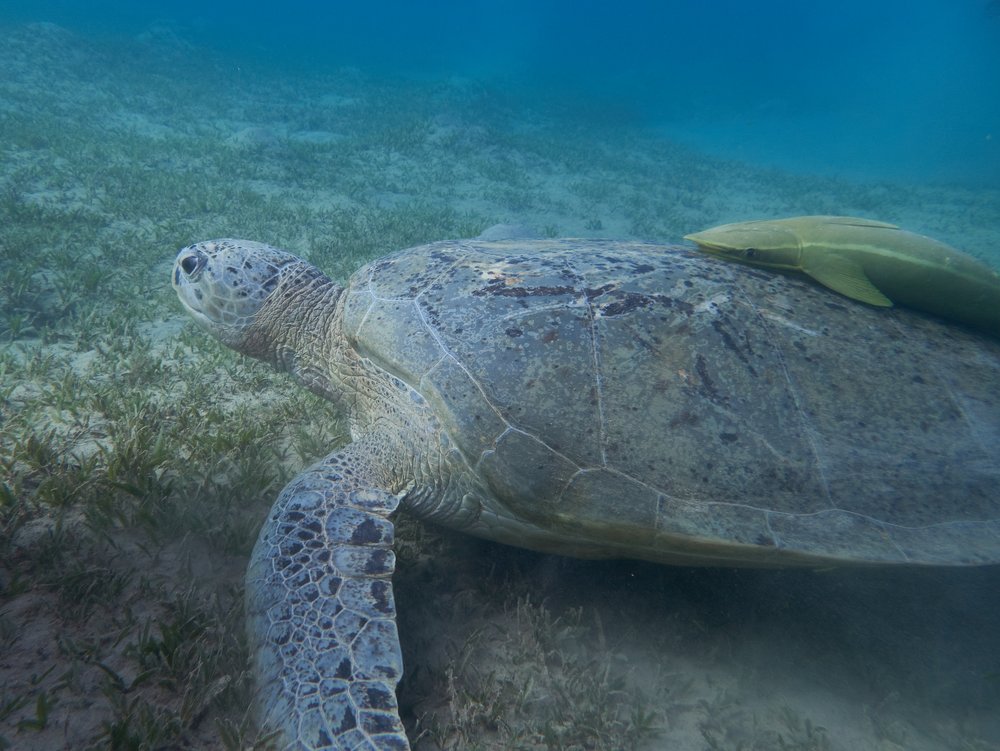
172;239;336;363
685;220;803;271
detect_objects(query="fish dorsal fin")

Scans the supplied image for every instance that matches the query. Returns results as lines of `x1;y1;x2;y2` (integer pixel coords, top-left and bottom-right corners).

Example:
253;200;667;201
802;252;894;307
816;216;900;230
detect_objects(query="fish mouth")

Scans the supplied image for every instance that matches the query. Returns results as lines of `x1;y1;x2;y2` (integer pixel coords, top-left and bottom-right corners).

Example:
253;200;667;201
683;234;734;256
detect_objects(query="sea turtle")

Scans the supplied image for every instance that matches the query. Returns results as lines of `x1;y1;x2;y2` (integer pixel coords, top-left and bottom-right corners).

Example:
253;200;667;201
172;236;1000;750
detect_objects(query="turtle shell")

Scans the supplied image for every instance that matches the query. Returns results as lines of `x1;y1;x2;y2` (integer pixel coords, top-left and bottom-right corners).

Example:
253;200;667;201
340;238;1000;566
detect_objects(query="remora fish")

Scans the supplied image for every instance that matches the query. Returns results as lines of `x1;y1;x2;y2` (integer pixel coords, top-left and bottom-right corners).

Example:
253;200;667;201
685;215;1000;335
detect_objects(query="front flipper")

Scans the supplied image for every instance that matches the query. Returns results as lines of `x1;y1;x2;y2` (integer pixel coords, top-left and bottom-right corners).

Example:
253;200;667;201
246;441;410;750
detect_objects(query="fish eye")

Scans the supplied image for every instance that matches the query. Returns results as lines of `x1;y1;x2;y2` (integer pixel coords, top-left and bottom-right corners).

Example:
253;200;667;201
744;248;758;258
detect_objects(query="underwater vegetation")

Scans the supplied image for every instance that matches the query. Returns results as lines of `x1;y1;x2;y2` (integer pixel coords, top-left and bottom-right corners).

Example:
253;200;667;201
0;20;998;751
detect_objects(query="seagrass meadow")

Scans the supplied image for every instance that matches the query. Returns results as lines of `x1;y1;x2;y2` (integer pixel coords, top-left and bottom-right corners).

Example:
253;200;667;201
1;20;999;751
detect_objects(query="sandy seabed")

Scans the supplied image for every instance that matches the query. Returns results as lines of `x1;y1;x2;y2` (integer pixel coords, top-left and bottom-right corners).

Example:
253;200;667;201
0;19;998;751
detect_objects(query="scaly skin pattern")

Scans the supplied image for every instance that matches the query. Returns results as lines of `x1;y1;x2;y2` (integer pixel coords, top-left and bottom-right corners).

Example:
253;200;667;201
173;237;1000;750
246;440;409;751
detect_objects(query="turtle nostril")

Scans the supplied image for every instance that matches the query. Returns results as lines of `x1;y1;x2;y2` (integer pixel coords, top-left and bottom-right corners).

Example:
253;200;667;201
180;254;200;275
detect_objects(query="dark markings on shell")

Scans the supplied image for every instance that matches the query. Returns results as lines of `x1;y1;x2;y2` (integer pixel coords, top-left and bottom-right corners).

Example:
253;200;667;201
471;281;577;298
694;353;720;402
600;291;650;317
584;283;617;298
336;238;1000;565
711;318;754;371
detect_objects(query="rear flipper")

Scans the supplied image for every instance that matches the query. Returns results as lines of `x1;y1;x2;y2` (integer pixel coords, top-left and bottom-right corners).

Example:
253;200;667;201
246;444;410;750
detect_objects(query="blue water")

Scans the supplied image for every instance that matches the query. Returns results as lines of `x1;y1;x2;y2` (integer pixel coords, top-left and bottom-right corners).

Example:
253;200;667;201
1;4;999;748
6;0;1000;185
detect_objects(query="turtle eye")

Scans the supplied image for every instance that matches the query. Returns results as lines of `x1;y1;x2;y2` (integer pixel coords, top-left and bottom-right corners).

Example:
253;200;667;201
180;252;203;276
744;248;758;258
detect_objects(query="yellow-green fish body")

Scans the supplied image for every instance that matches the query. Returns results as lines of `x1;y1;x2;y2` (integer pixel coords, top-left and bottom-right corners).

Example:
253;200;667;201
685;215;1000;335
